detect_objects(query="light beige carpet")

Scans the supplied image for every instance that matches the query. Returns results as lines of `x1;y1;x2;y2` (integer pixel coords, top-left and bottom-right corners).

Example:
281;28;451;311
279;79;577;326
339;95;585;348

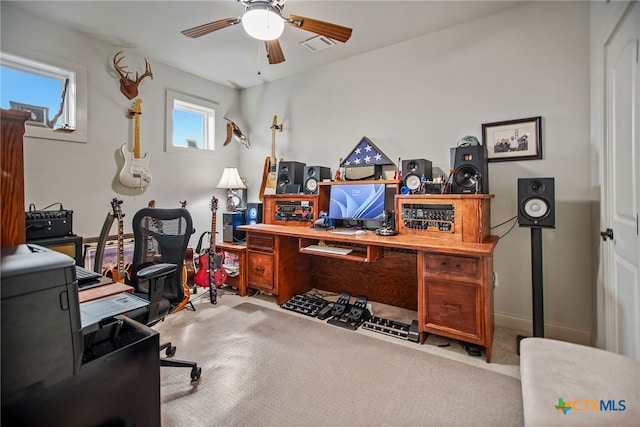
156;293;523;426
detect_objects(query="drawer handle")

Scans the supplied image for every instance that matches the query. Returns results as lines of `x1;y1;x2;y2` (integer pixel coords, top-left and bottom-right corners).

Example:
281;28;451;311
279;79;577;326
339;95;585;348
254;267;265;272
440;261;462;268
441;303;461;311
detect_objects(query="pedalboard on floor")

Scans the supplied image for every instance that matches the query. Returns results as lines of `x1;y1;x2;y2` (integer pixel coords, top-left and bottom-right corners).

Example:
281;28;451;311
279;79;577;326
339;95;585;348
325;292;370;331
281;292;418;341
362;317;420;342
281;291;371;330
280;293;327;317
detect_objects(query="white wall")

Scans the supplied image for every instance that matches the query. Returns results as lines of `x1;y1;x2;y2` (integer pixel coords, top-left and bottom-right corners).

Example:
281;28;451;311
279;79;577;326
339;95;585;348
2;2;597;342
239;1;594;342
1;3;241;244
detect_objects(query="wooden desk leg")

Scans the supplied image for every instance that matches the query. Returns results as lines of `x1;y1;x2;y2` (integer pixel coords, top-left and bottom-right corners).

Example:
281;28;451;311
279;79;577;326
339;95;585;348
238;248;247;297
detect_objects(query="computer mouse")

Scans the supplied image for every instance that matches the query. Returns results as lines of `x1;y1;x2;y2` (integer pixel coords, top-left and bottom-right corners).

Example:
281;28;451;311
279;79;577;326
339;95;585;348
355;230;366;235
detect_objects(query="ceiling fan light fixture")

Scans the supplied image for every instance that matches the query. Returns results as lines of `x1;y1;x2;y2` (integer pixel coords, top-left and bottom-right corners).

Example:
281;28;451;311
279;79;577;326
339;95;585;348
242;5;284;41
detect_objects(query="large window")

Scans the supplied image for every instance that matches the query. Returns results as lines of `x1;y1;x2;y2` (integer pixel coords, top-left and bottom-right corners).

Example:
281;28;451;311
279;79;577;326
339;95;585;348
165;89;218;153
0;52;87;143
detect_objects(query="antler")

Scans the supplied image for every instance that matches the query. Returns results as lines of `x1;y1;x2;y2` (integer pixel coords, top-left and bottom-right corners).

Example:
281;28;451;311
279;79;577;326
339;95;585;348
113;51;153;100
136;59;153;85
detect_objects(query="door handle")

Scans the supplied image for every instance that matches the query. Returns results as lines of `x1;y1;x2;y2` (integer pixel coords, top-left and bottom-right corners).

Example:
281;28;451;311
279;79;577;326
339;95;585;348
600;228;614;241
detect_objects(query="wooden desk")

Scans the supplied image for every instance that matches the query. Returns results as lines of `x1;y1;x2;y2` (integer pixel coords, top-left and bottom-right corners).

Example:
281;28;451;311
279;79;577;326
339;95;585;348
239;223;498;362
78;281;134;304
217;241;247;296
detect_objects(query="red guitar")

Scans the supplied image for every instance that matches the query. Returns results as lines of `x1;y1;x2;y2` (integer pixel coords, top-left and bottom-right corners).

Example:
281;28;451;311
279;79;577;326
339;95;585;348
193;196;227;303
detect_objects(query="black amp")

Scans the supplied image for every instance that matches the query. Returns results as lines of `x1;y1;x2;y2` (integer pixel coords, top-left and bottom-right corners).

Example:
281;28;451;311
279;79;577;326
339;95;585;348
274;200;314;222
25;209;74;240
401;203;455;233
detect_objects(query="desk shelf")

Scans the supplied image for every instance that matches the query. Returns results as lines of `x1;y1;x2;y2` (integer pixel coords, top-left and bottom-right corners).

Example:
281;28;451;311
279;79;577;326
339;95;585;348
298;237;383;262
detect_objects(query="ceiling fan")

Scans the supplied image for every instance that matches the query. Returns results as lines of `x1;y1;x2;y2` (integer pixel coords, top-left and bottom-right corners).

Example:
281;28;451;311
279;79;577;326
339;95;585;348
181;0;353;65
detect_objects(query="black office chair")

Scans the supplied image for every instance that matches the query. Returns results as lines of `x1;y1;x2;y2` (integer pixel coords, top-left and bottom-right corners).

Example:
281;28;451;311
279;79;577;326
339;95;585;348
128;207;201;382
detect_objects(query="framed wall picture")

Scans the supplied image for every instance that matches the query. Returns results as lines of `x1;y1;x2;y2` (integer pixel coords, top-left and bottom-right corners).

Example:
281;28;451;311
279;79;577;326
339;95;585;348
9;101;49;127
482;116;542;162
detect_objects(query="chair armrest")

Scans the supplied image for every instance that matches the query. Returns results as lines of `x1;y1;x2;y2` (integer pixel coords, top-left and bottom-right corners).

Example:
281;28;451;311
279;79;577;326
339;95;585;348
137;263;177;280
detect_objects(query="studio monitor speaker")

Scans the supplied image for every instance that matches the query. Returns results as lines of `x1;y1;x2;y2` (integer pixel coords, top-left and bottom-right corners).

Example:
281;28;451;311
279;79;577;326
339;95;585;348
402;159;433;192
517;178;555;228
246;203;263;225
228;188;246;211
276;161;306;194
303;166;331;194
450;145;489;194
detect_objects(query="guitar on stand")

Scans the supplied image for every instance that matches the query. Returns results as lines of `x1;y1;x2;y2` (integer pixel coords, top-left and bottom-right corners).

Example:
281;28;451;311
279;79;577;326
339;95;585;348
180;200;196;294
102;198;130;284
193;196;228;304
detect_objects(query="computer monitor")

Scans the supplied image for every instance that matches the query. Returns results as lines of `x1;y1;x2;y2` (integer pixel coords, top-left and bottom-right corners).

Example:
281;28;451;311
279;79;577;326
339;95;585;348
328;183;386;221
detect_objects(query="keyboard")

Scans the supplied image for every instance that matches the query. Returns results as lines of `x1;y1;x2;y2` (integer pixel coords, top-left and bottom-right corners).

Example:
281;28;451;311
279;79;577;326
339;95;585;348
331;230;358;235
75;265;103;287
302;245;353;256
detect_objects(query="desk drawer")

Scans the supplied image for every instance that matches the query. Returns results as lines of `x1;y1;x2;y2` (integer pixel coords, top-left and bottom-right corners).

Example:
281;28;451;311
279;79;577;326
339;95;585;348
247;233;274;252
423;253;480;280
424;279;480;339
247;251;274;291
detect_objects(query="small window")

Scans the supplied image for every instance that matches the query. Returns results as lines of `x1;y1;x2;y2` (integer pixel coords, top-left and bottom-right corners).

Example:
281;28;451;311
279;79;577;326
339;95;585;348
0;52;87;143
165;89;217;153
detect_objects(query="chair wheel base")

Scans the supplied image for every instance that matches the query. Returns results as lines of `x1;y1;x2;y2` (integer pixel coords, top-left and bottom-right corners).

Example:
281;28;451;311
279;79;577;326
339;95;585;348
191;366;202;382
165;345;177;358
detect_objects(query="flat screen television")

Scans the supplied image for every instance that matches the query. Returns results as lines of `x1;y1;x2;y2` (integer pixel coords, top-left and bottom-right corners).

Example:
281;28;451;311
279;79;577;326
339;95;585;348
328;183;386;221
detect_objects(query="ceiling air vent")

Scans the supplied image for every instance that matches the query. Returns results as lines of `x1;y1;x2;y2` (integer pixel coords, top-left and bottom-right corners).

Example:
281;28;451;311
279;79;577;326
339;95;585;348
300;35;336;53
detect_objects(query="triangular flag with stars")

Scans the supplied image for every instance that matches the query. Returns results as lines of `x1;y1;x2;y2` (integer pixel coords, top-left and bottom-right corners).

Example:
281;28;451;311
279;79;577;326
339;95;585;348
340;136;394;167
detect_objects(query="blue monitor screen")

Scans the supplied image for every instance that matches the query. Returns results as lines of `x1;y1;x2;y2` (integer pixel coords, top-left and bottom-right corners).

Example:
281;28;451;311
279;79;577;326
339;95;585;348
328;183;386;221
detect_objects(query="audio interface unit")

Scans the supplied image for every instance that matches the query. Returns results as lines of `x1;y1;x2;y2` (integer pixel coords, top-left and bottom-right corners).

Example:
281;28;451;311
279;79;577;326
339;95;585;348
401;203;455;233
274;200;314;222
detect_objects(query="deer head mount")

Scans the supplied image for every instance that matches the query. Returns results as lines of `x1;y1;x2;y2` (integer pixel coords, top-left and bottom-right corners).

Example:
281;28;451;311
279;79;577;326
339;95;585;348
113;51;153;100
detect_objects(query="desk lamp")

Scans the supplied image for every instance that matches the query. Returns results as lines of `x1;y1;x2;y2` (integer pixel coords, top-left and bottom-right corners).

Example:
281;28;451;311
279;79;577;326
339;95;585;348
216;167;247;212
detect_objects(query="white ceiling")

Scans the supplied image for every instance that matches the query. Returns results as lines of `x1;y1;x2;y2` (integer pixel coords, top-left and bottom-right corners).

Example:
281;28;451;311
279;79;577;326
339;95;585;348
10;1;524;89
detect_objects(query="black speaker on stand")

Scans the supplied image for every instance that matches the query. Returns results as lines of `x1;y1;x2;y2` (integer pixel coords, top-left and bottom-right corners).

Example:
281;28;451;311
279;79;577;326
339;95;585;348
517;177;555;342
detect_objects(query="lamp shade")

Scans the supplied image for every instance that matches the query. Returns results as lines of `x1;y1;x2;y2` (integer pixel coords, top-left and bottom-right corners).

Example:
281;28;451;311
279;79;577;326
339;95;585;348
216;167;247;189
242;5;284;41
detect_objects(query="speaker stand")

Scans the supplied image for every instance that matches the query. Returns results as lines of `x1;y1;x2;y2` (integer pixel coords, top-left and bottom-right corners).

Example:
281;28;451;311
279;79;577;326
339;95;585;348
530;227;544;337
517;227;545;355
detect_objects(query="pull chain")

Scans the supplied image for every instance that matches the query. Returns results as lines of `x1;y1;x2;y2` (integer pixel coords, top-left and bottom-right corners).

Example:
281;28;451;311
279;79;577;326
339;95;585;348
257;41;262;76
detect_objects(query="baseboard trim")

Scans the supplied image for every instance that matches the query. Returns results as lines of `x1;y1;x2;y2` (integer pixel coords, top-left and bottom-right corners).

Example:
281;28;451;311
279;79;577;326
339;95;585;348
494;312;592;346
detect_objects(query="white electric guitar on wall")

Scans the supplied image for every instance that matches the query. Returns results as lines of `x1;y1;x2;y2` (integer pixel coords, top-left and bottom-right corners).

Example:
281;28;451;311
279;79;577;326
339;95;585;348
119;98;152;188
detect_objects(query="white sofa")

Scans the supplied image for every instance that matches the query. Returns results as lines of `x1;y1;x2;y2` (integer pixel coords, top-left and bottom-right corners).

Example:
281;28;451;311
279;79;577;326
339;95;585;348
519;337;639;426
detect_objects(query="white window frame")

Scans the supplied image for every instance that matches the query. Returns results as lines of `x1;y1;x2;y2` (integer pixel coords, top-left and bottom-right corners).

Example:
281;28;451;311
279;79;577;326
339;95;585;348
165;89;218;154
0;51;88;143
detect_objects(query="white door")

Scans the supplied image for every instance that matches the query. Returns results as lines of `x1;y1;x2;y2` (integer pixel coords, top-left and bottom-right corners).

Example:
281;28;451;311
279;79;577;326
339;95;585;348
604;1;640;360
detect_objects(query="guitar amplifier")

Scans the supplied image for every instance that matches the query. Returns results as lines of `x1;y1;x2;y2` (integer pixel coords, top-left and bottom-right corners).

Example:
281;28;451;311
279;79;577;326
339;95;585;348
25;209;73;240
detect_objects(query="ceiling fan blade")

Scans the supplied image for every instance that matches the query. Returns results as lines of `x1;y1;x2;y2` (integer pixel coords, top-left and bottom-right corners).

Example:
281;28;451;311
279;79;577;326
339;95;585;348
265;40;285;64
181;17;241;38
287;14;352;43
